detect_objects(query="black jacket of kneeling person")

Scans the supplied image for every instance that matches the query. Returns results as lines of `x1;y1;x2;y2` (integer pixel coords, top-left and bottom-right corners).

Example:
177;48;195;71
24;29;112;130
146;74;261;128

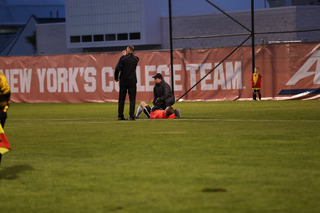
152;73;175;110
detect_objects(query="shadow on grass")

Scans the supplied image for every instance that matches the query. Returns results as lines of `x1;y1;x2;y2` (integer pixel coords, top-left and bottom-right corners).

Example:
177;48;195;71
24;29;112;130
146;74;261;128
202;187;227;193
0;165;34;180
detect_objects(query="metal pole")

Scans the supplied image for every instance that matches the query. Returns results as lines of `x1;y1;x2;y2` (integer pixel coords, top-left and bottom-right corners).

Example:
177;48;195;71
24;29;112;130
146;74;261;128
251;0;255;73
168;0;174;94
174;32;250;40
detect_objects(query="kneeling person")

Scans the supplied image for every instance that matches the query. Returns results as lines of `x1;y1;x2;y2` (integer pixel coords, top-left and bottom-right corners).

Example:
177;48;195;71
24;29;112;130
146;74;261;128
152;73;175;110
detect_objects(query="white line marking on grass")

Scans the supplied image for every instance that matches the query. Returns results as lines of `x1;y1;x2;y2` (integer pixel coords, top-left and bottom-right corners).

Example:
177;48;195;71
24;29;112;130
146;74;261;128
175;118;320;122
9;118;320;123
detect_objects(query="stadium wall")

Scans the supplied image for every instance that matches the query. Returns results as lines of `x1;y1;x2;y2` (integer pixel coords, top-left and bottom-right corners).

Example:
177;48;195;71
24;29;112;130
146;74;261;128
161;6;320;49
0;42;319;103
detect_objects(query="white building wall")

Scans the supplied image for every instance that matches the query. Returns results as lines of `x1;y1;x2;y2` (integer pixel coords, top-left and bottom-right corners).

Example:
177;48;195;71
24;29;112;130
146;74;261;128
65;0;165;48
36;4;320;54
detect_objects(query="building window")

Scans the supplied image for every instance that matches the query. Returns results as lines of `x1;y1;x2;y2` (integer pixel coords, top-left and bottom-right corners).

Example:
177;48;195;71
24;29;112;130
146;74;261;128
130;32;141;40
106;34;116;41
94;34;104;42
82;35;92;42
117;33;128;40
70;36;80;43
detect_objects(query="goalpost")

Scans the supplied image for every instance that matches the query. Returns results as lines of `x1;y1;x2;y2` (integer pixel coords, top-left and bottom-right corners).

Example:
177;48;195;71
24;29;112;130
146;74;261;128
168;0;256;101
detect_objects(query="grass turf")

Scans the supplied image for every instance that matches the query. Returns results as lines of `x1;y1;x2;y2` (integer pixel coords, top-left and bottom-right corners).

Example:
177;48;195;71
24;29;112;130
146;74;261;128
0;100;319;213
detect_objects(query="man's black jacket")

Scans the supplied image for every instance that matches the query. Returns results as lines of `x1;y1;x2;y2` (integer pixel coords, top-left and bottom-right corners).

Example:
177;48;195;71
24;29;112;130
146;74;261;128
115;53;139;85
153;80;174;105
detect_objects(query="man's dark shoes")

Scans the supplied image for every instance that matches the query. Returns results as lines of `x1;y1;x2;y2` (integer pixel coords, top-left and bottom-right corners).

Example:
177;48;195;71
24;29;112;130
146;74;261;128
130;116;136;121
118;117;128;120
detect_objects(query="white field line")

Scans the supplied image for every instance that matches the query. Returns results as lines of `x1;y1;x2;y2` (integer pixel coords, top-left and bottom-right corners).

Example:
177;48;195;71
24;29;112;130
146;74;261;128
176;118;320;122
9;118;320;123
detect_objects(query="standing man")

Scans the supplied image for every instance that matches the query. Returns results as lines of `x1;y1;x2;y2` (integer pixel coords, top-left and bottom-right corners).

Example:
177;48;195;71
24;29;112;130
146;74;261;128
152;73;175;110
0;72;10;128
115;45;139;120
251;67;262;101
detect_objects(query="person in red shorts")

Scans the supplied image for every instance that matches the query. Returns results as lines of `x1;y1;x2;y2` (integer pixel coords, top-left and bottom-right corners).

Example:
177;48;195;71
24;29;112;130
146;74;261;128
251;67;262;101
135;102;180;119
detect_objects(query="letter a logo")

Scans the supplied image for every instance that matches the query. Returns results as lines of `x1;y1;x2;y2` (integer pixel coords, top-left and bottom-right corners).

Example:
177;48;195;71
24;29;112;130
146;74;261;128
286;50;320;85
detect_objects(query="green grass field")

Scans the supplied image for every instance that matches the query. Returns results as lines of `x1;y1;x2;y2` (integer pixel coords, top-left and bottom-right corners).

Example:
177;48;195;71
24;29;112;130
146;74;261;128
1;100;320;213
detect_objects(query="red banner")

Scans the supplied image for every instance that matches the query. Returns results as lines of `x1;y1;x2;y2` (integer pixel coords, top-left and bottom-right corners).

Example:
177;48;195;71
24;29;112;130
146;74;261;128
0;42;319;103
